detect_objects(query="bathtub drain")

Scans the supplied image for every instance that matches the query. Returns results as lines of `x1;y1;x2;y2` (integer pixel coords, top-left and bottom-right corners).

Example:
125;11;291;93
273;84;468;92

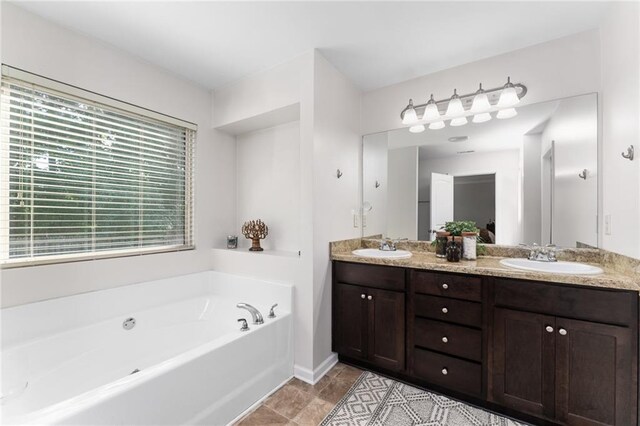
122;317;136;330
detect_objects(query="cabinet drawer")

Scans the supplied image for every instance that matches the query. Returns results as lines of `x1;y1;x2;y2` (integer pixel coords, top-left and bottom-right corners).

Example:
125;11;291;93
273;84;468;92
494;278;638;326
414;294;482;327
335;262;405;292
411;270;481;301
414;318;482;361
413;348;482;397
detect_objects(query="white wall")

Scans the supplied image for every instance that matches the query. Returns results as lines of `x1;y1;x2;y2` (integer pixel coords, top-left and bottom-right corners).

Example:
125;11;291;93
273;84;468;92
387;147;419;240
312;51;362;370
235;121;301;252
522;134;543;244
420;150;522;245
541;95;598;248
600;2;640;258
362;132;388;237
0;4;236;308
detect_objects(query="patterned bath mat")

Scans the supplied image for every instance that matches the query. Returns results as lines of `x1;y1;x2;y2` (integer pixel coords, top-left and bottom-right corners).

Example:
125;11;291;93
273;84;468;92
320;371;528;426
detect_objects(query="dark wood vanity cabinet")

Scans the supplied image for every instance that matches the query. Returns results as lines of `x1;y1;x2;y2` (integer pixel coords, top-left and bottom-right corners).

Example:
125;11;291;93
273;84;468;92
333;262;405;371
491;278;638;426
332;261;639;426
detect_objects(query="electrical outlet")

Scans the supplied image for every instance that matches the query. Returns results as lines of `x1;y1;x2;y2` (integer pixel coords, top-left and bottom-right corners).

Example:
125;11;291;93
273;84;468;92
362;215;367;228
353;213;359;228
605;214;612;235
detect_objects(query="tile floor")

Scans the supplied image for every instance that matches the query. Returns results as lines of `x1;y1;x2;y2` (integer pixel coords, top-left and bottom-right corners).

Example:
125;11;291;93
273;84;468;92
234;363;363;426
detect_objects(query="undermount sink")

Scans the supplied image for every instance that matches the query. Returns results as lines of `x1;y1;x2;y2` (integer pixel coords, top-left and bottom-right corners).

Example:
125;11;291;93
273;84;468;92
352;248;413;259
500;258;603;275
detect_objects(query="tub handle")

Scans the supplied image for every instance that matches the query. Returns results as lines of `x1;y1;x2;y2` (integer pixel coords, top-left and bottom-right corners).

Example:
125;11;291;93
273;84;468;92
237;318;249;332
268;303;278;319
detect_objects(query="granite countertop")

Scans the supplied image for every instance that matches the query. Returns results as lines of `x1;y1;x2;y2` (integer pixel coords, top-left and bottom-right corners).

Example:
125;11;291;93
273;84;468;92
330;239;640;292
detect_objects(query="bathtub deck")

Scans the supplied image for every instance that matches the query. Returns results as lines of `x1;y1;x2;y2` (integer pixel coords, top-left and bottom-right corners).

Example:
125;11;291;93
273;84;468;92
234;363;363;425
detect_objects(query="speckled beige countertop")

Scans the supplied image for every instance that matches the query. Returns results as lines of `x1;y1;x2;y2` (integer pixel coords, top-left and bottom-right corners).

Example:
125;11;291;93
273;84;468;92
330;238;640;292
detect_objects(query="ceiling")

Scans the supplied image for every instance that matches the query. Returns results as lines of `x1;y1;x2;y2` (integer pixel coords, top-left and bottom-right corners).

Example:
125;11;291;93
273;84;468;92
12;1;609;91
385;97;566;159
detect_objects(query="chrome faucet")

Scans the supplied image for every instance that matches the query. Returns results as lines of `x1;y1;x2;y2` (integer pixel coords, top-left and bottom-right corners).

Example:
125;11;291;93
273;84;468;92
522;243;557;262
237;303;264;324
379;238;407;251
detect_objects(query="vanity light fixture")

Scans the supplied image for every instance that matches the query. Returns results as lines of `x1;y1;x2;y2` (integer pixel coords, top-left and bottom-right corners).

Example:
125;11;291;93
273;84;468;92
399;77;527;132
401;99;418;125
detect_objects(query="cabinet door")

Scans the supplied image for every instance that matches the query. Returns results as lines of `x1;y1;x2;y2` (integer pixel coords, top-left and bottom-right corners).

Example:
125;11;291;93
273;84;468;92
335;283;368;360
368;288;405;371
491;308;556;419
555;318;635;426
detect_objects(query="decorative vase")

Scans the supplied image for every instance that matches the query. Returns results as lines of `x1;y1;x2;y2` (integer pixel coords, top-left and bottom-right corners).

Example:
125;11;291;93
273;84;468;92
241;219;269;251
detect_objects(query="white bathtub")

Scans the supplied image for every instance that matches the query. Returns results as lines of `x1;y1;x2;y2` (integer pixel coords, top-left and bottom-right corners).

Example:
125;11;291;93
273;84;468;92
0;271;293;425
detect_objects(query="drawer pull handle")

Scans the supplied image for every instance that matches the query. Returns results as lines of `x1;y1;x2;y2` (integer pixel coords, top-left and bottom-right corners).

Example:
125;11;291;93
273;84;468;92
545;325;554;333
367;295;373;301
442;283;449;290
559;328;567;336
441;307;448;314
441;368;448;375
442;336;448;343
361;294;366;299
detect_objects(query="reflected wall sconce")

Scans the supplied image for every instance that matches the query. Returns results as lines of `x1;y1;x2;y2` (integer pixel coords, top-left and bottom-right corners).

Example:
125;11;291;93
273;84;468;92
622;145;634;161
578;169;587;180
400;77;527;133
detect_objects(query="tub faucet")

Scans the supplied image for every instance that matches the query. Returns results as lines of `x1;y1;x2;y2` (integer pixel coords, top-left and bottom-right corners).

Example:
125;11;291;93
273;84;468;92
237;303;264;324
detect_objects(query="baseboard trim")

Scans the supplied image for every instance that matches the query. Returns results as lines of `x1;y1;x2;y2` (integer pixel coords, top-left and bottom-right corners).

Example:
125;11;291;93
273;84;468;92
294;352;339;385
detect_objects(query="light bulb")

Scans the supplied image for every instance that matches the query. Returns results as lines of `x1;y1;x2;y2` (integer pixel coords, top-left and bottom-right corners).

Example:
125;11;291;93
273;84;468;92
429;121;445;130
471;84;491;113
445;89;465;118
497;108;517;119
402;99;418;124
450;116;468;127
409;124;425;133
497;77;520;108
473;113;492;123
422;94;441;121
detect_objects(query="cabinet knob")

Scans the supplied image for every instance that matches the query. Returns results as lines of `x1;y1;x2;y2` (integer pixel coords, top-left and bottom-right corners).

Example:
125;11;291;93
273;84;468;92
559;328;567;336
442;283;449;290
441;368;448;375
442;336;448;343
367;295;373;300
545;325;554;333
361;294;366;299
441;307;448;314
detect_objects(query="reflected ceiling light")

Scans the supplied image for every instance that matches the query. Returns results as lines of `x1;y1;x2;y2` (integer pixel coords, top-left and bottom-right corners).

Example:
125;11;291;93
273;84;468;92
401;99;418;124
497;108;518;119
409;124;425;133
450;116;468;126
429;121;445;130
400;78;527;132
445;89;465;118
422;94;441;121
497;77;520;108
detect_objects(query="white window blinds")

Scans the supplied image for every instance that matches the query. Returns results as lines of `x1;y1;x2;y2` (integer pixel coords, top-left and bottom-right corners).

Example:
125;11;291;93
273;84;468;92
0;67;196;266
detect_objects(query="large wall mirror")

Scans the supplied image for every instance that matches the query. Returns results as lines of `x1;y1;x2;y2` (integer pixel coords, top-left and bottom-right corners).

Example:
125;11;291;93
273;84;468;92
362;93;598;248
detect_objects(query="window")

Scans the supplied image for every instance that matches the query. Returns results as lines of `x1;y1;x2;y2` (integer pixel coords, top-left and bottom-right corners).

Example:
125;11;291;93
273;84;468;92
0;66;196;266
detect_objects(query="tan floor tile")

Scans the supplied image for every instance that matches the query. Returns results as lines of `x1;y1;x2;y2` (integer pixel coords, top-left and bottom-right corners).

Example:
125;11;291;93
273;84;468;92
264;384;315;419
318;378;355;405
236;405;290;426
334;365;363;386
288;376;332;396
324;363;346;378
292;397;335;425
